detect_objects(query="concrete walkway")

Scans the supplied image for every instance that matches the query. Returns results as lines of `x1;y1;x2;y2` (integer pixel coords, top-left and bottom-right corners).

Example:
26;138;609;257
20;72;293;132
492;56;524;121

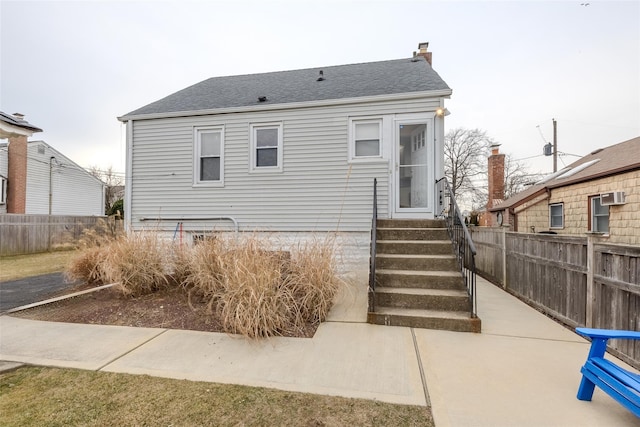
1;272;638;426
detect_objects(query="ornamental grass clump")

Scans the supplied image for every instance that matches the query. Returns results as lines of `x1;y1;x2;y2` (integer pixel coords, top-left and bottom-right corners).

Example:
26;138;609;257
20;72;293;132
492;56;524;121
65;245;109;285
286;237;342;325
187;235;295;338
181;237;225;311
101;233;171;297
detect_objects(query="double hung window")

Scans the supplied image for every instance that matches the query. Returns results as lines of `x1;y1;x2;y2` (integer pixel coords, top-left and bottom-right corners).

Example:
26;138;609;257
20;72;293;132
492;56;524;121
250;123;283;172
350;118;382;161
194;126;224;185
549;203;564;229
590;196;609;233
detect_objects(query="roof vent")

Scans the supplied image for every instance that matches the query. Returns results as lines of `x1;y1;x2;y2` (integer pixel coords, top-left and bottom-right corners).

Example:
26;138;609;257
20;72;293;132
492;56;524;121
258;96;267;102
316;70;325;81
590;148;603;155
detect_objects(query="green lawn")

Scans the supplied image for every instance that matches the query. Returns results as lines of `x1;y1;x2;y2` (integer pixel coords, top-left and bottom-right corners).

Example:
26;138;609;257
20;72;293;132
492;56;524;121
0;366;433;426
0;250;78;282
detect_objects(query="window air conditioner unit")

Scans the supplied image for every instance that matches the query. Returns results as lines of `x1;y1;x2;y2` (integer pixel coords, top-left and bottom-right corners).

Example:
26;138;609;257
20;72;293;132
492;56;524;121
600;191;625;206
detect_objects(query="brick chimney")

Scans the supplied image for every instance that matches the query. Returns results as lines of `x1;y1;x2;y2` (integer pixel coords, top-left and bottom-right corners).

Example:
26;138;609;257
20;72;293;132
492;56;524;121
414;42;432;65
7;137;28;213
487;143;505;211
6;113;29;214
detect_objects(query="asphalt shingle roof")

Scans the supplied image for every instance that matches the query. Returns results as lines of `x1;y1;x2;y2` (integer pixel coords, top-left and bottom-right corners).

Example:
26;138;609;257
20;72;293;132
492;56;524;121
0;111;42;132
491;136;640;211
121;56;450;118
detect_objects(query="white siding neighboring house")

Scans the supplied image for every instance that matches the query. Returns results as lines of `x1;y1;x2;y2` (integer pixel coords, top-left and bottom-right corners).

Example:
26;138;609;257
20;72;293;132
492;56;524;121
24;141;105;215
118;43;451;264
0;111;105;216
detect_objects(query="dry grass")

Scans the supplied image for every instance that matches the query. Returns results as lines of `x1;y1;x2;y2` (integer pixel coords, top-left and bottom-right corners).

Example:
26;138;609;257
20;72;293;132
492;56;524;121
0;366;434;427
65;232;343;338
287;237;342;324
101;233;171;297
65;246;108;284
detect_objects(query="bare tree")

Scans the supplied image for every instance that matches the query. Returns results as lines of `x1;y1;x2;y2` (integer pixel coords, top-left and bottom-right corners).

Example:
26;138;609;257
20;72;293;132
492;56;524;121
503;155;542;199
444;128;494;201
88;166;124;214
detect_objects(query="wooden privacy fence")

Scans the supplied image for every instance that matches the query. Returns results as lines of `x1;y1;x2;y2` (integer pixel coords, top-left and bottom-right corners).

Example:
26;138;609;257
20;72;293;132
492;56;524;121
0;214;121;256
471;227;640;369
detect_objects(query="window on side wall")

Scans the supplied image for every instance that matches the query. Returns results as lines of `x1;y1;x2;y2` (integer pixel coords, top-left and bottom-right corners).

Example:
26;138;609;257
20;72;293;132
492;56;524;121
590;195;609;233
250;122;283;173
194;126;224;186
549;203;564;229
349;118;382;161
0;176;6;204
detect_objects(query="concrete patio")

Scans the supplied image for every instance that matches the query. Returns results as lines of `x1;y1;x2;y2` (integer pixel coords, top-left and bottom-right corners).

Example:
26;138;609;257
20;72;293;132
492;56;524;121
1;272;638;426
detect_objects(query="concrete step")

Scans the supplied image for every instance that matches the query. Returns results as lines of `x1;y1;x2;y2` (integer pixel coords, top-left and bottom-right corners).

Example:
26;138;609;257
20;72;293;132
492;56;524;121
377;219;446;229
376;269;464;289
374;287;471;311
368;307;481;333
376;254;458;271
376;240;453;256
376;227;449;241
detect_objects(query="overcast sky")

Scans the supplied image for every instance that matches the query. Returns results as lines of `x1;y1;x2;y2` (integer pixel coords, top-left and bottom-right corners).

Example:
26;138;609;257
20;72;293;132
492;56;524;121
1;0;639;178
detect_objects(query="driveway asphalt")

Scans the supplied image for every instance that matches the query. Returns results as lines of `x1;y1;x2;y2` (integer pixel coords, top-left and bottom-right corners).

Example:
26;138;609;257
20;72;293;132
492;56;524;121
0;272;77;312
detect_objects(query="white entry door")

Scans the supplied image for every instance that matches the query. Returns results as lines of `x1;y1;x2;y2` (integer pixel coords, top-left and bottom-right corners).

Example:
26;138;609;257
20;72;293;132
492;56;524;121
393;118;434;217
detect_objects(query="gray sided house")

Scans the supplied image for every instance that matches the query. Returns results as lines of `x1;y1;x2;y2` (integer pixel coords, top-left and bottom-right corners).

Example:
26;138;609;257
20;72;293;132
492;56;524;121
119;44;451;260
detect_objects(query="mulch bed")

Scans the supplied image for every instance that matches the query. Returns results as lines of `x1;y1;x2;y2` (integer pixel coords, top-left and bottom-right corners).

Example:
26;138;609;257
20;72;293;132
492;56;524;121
9;284;317;338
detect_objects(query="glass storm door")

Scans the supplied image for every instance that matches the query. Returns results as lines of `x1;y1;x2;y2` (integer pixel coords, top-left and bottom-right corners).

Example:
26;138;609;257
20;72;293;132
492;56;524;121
395;121;432;215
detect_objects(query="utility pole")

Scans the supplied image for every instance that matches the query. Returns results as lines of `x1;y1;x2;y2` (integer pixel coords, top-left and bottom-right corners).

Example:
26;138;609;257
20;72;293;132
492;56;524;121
553;118;558;173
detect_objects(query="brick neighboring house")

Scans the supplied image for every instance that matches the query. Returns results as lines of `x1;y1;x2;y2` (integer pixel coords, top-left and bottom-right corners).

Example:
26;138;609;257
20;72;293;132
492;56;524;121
489;136;640;245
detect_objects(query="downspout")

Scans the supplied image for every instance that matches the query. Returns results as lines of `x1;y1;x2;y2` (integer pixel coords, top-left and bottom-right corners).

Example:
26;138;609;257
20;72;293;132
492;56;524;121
48;156;55;215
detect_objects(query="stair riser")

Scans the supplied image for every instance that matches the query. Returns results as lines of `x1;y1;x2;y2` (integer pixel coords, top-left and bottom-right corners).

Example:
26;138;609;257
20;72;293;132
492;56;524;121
376;272;464;290
375;293;471;311
376;257;458;271
377;219;446;229
376;229;449;241
377;241;453;256
367;312;481;333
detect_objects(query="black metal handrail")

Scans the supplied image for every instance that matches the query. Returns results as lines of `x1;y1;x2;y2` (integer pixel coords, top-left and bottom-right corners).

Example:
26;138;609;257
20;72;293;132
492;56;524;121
435;177;478;317
368;178;378;312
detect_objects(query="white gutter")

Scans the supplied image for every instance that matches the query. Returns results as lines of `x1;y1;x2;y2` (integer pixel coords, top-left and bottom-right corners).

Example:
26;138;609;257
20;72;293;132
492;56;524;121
117;90;453;122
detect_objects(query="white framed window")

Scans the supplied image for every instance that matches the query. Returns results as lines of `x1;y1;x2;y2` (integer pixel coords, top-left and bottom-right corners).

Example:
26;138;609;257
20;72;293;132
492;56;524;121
349;118;382;161
590;196;609;233
0;176;6;204
194;126;224;186
250;122;283;173
549;203;564;229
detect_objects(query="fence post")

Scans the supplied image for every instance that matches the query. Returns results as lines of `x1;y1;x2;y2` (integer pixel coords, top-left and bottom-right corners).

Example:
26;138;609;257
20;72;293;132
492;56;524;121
501;226;507;289
585;233;603;328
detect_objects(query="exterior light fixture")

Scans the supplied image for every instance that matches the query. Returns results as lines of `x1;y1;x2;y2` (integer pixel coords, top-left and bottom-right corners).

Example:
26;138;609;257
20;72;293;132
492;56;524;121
436;108;450;117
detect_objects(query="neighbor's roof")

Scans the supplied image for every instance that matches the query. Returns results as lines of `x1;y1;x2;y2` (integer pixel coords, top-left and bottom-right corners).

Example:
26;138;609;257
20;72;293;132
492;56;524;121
0;111;42;133
490;136;640;212
120;56;450;119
